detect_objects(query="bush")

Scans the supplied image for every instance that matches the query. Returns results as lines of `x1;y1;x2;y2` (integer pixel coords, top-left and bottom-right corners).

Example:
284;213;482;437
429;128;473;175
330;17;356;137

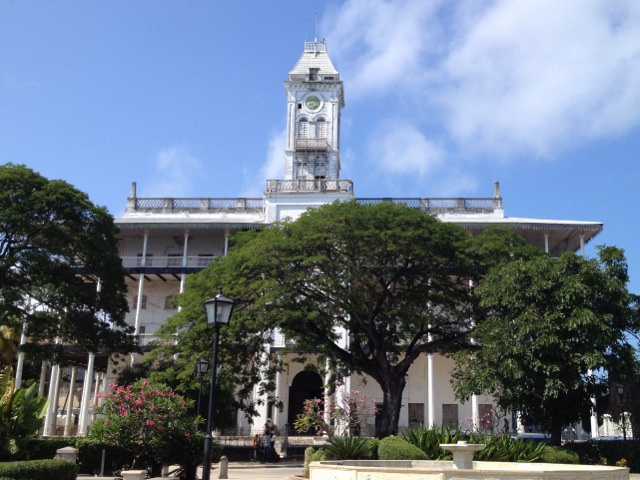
323;435;372;460
0;459;77;480
538;445;580;464
403;425;462;460
378;436;428;460
303;447;328;478
476;436;545;463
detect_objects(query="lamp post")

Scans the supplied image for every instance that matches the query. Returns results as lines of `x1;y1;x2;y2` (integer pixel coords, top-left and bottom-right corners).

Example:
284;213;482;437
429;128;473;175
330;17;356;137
616;385;627;441
196;357;209;427
202;289;234;480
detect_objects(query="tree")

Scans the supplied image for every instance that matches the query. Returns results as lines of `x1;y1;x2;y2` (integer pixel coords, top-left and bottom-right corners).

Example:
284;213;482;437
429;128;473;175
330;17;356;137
451;246;640;445
0;164;133;362
156;201;488;436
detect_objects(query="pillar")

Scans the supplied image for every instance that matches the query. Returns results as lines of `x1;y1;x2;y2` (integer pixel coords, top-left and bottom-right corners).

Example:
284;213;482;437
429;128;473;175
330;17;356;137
43;364;61;436
38;361;48;397
64;366;78;436
427;353;434;428
180;229;190;295
13;323;27;392
78;352;95;436
132;230;149;365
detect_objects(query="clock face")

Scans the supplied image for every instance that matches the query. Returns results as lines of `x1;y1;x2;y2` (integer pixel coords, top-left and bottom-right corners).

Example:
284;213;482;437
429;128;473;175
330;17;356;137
305;95;321;111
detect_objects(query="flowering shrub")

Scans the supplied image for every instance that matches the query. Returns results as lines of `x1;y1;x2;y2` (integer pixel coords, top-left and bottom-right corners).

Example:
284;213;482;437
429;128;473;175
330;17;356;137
294;389;378;437
91;380;199;473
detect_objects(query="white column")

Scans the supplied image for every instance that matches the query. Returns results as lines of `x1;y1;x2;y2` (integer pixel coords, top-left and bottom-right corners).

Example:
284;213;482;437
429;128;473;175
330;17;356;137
589;369;598;438
132;230;149;365
43;364;61;436
180;229;190;294
471;395;479;430
580;233;585;257
427;353;434;427
224;231;230;256
544;233;549;254
92;372;101;408
64;366;78;436
78;352;95;436
14;319;28;391
38;361;48;397
273;368;282;433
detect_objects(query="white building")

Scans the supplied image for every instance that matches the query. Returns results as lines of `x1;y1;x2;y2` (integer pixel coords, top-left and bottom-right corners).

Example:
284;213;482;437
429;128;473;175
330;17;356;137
38;39;603;438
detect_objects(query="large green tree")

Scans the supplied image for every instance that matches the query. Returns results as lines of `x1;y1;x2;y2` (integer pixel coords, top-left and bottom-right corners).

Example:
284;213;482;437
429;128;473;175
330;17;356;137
451;246;640;445
154;201;494;436
0;164;133;362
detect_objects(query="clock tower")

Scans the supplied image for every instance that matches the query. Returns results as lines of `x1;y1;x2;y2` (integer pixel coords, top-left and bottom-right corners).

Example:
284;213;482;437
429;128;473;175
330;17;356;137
284;39;344;182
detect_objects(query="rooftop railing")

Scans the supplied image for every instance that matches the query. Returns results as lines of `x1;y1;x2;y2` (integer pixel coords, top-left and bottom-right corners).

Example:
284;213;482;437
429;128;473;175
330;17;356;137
127;197;264;214
356;197;502;214
266;179;354;193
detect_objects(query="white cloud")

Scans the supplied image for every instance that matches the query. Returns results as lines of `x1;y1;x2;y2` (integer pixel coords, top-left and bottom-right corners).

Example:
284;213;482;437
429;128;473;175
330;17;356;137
326;0;640;163
140;146;204;198
241;128;286;197
369;122;445;177
439;0;640;156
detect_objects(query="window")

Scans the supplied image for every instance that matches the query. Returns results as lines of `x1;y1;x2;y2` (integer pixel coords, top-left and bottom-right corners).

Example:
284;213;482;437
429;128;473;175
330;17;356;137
309;67;319;81
298;118;309;138
164;295;176;310
133;295;147;310
136;254;153;267
442;404;458;429
408;403;424;429
138;326;146;334
478;404;494;431
316;118;327;139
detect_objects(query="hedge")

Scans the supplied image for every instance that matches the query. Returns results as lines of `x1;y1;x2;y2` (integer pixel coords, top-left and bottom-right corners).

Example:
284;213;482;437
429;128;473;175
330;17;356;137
0;459;77;480
377;436;428;460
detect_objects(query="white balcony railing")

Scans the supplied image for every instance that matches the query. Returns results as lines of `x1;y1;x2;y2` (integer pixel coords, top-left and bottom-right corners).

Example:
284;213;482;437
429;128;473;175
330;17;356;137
121;256;215;269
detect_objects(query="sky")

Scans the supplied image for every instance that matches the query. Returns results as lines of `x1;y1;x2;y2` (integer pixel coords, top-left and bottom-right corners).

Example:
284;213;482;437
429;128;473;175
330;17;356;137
1;0;640;292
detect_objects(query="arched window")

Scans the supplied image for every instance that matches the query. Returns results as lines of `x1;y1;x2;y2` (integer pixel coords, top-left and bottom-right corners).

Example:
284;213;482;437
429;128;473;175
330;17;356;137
298;118;309;138
316;118;327;139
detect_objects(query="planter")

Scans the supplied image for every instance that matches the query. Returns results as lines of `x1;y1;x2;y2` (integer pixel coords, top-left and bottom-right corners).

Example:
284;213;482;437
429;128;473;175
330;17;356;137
120;470;147;480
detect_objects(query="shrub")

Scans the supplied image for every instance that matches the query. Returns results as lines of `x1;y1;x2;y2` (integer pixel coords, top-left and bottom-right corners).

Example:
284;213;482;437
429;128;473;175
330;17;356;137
303;447;328;478
378;436;428;460
538;445;579;464
403;425;462;460
0;459;77;480
323;435;372;460
476;436;545;463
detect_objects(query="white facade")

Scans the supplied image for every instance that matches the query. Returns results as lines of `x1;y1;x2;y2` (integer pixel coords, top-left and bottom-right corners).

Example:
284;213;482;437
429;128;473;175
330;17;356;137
36;39;604;438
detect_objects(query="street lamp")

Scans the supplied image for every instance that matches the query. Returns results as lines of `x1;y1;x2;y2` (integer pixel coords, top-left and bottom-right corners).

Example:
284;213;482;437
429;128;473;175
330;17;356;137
616;385;627;441
196;357;209;426
202;289;235;480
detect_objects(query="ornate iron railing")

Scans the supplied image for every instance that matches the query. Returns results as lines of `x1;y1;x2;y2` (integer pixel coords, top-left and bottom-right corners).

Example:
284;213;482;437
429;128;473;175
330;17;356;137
266;179;354;193
127;197;264;213
356;197;502;214
121;256;216;269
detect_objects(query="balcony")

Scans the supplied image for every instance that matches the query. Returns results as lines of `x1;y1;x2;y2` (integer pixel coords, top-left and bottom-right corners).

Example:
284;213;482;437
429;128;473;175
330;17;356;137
355;197;503;214
126;197;264;214
266;179;354;193
294;138;328;151
121;255;216;276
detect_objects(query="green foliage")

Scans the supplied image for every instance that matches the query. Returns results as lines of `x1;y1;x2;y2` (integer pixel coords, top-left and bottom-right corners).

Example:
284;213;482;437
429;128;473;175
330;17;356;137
0;367;48;461
303;447;328;478
475;436;545;462
156;200;488;437
0;459;77;480
377;436;428;460
538;445;580;464
323;435;372;460
403;425;462;459
564;440;640;473
91;379;200;474
452;246;640;444
0;163;133;361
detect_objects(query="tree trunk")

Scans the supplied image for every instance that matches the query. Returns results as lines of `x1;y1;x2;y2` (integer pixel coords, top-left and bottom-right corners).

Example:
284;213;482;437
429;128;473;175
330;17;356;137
549;415;563;446
377;372;406;438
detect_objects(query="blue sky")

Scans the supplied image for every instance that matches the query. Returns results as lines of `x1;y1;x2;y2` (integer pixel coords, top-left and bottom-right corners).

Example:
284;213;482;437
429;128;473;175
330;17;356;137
2;0;639;293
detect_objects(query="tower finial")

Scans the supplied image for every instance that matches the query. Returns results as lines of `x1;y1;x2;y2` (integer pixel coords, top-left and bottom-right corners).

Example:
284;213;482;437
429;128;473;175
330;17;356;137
314;13;319;43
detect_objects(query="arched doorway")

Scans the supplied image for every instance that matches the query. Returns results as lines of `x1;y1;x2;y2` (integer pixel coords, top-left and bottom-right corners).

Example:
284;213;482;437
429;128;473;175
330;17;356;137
287;371;323;434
